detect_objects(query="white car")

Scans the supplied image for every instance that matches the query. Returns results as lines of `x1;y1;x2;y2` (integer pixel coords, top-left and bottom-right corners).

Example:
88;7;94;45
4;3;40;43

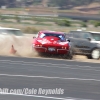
0;27;23;37
88;31;100;44
0;27;25;43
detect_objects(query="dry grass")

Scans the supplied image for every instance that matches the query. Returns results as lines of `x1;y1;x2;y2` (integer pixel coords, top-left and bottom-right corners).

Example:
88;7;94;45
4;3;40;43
0;22;100;33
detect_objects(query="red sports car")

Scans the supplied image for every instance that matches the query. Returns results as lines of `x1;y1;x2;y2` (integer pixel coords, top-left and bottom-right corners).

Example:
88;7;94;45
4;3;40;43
32;31;73;59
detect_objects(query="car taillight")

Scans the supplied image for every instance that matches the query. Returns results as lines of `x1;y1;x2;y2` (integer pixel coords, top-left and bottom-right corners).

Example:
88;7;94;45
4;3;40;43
65;47;67;49
34;44;42;47
39;45;42;47
32;44;35;46
62;47;67;49
62;47;64;49
35;44;39;47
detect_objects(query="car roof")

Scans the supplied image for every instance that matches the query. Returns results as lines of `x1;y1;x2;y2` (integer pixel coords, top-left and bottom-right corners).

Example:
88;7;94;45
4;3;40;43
88;31;100;34
69;31;92;34
39;30;65;34
70;31;88;33
0;27;20;30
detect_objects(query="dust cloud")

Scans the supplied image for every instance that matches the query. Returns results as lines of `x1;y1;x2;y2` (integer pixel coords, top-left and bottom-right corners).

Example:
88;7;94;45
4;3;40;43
0;35;39;57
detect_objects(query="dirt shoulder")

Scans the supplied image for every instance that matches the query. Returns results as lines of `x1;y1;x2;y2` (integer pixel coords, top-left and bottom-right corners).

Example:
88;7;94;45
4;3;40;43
73;55;100;63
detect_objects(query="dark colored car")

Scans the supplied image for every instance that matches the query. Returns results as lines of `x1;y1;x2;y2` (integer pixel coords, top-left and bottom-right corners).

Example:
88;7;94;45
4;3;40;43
66;31;100;59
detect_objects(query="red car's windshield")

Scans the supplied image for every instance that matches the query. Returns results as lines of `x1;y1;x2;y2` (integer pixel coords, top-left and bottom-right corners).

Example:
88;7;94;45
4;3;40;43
39;33;66;41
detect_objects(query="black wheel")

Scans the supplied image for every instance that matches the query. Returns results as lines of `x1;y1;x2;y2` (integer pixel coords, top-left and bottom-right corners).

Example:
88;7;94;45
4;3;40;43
87;48;100;60
86;55;92;59
63;50;73;59
68;50;73;59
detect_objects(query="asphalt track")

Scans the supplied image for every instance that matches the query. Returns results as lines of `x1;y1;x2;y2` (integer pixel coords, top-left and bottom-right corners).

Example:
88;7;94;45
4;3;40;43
0;56;100;100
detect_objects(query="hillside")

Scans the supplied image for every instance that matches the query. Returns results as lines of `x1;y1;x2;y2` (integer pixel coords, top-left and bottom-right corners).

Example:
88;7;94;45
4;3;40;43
0;0;100;16
0;0;100;8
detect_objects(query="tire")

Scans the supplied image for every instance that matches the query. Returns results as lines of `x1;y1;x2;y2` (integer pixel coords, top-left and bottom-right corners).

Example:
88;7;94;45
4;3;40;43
67;43;73;59
87;49;100;60
68;50;73;59
64;50;73;59
87;55;92;59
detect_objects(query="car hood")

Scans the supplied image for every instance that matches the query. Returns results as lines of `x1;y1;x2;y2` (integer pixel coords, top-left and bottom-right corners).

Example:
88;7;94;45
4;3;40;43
36;36;69;46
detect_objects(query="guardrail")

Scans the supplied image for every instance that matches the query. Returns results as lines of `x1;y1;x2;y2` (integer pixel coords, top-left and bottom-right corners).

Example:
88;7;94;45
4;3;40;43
58;13;100;20
0;14;78;22
1;13;100;21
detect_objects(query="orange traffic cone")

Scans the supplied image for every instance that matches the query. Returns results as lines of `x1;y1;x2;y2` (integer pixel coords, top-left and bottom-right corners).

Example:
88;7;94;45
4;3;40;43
10;45;17;54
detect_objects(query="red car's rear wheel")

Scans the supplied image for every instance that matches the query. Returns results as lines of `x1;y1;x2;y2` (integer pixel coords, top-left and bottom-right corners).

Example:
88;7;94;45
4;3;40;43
63;50;73;59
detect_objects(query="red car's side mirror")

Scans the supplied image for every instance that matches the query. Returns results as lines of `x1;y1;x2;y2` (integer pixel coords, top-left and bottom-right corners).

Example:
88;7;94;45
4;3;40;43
66;39;70;42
